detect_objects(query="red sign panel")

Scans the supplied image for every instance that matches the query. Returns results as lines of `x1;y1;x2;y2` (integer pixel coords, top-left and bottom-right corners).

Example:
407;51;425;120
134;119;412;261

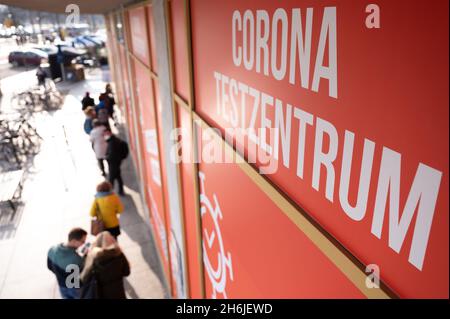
191;0;449;297
129;7;150;66
169;0;191;103
133;60;170;276
118;44;137;157
196;124;365;298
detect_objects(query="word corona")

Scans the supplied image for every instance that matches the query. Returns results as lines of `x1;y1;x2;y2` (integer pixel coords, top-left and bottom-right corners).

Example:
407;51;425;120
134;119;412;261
232;7;337;98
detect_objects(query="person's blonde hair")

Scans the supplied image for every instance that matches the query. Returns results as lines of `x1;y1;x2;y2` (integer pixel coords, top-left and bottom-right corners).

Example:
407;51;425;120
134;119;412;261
81;231;122;281
92;231;120;251
88;231;121;258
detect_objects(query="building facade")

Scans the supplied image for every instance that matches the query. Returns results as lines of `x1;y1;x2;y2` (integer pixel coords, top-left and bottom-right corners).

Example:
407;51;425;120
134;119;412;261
104;0;449;298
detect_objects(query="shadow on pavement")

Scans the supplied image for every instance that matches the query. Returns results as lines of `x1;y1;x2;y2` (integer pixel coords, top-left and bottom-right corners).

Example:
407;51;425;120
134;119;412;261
119;192;169;298
124;278;139;299
0;202;24;241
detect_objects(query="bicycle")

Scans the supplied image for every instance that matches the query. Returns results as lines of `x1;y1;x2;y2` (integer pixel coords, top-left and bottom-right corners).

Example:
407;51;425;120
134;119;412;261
0;115;42;166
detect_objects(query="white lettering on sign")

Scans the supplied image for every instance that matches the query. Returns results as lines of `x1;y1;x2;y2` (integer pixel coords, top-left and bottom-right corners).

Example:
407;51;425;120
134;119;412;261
290;8;313;91
199;171;234;299
293;107;313;179
371;149;442;270
273;100;292;169
232;10;242;66
232;7;338;98
339;131;375;222
312;117;339;203
212;69;443;271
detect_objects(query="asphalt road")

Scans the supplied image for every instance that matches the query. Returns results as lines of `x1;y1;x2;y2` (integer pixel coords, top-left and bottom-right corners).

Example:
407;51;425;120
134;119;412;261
0;62;36;79
0;38;38;96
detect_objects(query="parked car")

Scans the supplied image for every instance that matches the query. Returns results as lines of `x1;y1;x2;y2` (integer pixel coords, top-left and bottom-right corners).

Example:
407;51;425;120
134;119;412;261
8;49;48;67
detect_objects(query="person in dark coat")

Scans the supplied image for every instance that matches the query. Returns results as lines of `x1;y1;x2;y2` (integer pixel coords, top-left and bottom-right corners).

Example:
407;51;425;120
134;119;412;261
104;85;116;118
81;92;95;111
105;83;113;95
99;92;115;119
105;131;126;196
96;95;111;130
80;231;130;299
36;67;47;87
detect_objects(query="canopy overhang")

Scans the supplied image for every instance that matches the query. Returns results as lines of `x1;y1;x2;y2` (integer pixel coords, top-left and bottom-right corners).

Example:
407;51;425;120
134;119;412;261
0;0;134;14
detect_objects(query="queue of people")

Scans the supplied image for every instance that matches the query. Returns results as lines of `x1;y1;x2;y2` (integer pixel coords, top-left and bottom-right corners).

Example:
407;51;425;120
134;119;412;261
82;84;129;195
47;85;131;299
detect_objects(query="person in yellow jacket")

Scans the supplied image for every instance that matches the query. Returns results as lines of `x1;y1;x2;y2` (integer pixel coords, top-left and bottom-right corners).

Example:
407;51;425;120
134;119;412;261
90;181;124;239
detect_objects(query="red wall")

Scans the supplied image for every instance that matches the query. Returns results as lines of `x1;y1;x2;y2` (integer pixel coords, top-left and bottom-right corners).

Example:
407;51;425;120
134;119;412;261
107;0;449;299
190;0;449;298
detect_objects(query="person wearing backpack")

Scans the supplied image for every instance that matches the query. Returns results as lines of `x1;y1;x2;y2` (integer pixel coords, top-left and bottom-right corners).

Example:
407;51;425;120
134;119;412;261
104;131;128;196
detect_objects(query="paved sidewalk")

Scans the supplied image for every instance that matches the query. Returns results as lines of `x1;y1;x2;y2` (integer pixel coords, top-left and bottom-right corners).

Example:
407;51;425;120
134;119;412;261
0;68;169;298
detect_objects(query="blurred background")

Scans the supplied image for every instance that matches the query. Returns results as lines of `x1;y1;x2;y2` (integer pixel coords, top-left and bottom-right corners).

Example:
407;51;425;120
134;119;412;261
0;2;168;299
0;4;107;85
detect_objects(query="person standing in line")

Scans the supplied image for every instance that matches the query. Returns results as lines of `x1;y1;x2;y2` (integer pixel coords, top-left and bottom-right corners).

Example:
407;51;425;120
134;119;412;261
80;231;130;299
83;106;97;135
81;92;95;111
89;119;108;177
105;131;128;196
47;228;88;299
96;94;111;130
90;181;124;239
105;83;113;95
96;93;107;114
104;84;116;118
97;108;110;130
36;66;47;87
